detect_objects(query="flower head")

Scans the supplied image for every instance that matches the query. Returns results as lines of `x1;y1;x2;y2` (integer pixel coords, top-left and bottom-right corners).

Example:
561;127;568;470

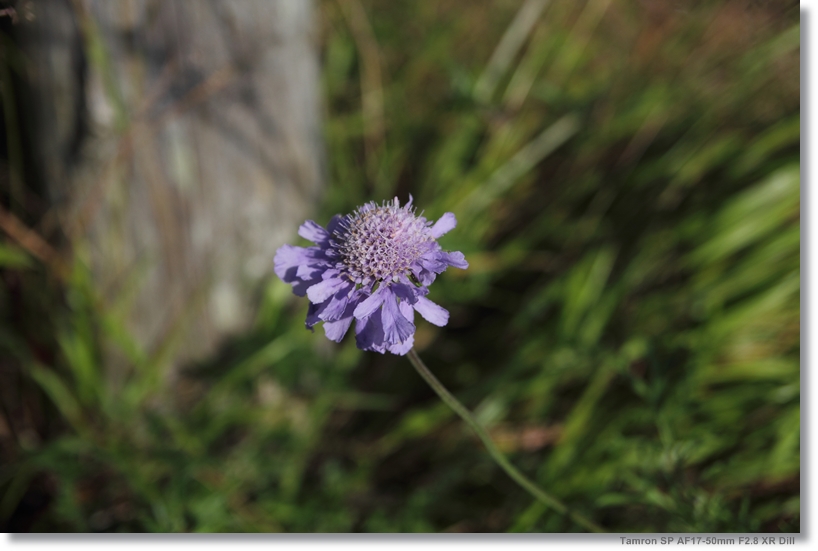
274;197;468;355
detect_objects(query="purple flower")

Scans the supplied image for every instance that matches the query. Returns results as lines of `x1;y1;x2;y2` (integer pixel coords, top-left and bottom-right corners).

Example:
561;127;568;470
274;197;468;355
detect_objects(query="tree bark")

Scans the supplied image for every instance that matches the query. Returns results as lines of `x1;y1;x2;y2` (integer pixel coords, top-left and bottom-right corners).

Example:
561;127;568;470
14;0;324;369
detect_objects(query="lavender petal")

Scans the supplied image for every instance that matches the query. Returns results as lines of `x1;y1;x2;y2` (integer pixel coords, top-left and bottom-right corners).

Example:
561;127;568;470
307;277;348;304
326;214;346;235
292;277;319;297
318;294;346;322
355;314;386;353
387;335;413;355
324;316;354;342
298;220;330;245
305;301;327;329
441;250;469;269
274;245;312;282
353;285;388;319
419;254;448;274
381;290;415;344
430;212;457;238
385;300;418;353
297;261;328;280
391;282;421;304
413;296;449;327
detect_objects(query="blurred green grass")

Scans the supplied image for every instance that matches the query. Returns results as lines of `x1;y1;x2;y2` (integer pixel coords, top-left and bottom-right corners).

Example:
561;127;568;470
0;0;799;532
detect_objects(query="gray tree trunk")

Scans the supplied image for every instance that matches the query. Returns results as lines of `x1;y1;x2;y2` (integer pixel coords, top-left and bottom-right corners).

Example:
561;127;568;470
17;0;323;369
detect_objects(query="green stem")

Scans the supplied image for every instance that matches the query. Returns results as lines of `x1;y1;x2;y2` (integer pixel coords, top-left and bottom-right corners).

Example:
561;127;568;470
406;348;605;533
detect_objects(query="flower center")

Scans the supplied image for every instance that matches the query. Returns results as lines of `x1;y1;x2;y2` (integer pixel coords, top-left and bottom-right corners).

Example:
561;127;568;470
336;202;432;283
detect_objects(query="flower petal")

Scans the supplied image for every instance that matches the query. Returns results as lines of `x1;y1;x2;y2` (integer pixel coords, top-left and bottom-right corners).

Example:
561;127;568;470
430;212;457;238
381;291;415;344
307;278;347;304
353;285;388;319
324;317;354;342
442;250;469;269
413;296;449;327
321;268;342;280
292;277;319;297
305;301;327;329
319;283;355;321
386;299;415;354
419;253;448;274
398;298;414;323
298;220;330;244
297;262;327;280
274;245;311;282
355;314;386;353
410;264;437;286
390;282;421;304
387;335;413;355
326;214;346;235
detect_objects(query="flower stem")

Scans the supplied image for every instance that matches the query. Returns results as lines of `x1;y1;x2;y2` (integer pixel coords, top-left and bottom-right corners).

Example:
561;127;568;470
406;348;605;533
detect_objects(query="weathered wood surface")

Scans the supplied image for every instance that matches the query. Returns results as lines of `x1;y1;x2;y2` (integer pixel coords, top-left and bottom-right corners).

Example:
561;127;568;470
17;0;323;368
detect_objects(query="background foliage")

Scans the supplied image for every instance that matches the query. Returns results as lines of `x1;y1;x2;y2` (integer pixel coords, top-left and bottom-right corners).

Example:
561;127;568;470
0;0;800;532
